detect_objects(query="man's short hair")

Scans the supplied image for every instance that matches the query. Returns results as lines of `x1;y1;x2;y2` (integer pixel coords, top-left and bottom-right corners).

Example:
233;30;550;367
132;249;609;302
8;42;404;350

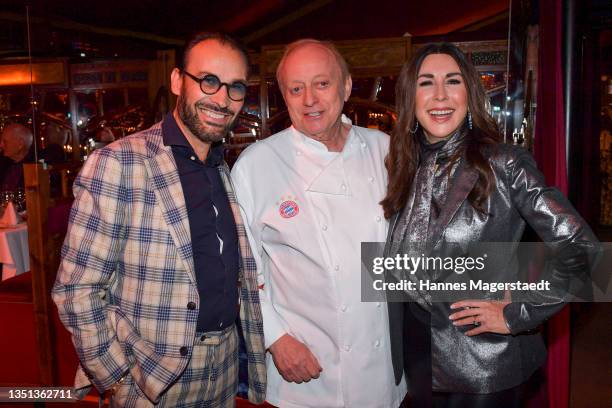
178;32;251;77
276;39;350;90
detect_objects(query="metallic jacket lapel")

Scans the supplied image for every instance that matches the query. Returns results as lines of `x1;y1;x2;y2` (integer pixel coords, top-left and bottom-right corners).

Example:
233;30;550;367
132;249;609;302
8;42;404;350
429;162;479;248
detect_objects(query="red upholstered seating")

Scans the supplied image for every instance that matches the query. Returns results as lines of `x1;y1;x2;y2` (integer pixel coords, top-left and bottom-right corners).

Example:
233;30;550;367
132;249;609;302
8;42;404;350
0;271;33;302
0;272;39;385
47;199;73;236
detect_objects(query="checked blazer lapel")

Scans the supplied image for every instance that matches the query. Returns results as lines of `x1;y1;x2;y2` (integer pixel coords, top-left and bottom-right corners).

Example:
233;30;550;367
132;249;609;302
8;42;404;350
217;164;249;284
218;163;267;402
144;147;196;285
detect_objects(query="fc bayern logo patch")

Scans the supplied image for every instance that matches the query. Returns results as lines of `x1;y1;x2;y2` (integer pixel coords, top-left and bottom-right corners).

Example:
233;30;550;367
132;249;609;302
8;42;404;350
279;200;299;218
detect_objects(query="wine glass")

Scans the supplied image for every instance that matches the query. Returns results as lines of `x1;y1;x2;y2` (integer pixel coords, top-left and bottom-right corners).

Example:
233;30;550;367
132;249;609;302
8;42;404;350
14;188;26;213
0;191;13;218
1;190;14;207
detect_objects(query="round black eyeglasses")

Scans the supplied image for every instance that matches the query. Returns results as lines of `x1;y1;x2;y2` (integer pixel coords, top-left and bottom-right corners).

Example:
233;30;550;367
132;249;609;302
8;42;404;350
182;70;247;102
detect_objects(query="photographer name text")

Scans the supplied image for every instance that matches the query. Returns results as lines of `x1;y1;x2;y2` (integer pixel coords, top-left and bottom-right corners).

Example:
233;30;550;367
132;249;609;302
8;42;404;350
372;279;551;293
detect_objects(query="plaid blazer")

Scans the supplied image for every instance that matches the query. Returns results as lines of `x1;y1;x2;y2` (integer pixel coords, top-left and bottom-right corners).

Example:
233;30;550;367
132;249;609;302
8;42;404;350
52;122;266;404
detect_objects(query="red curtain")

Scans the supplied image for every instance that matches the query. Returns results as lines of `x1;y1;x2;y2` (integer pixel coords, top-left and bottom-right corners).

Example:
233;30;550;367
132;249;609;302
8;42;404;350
533;1;570;407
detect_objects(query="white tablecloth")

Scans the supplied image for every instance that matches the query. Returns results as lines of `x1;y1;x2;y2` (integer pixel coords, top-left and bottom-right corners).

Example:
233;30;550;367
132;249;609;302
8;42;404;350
0;223;29;281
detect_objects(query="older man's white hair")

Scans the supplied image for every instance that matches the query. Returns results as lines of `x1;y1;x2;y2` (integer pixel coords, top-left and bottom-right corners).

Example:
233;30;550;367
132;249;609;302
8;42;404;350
2;123;33;147
275;39;350;90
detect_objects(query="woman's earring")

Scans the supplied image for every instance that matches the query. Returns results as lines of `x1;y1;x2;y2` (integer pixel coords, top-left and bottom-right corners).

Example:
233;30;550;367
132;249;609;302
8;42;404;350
409;121;419;134
467;111;473;130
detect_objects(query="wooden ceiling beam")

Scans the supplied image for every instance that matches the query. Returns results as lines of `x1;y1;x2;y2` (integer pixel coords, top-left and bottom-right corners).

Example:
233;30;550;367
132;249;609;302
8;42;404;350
455;11;509;33
213;0;285;32
0;11;183;46
242;0;334;44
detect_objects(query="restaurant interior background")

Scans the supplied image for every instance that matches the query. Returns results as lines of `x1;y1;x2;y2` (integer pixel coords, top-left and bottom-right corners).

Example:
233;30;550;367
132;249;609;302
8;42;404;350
0;0;610;406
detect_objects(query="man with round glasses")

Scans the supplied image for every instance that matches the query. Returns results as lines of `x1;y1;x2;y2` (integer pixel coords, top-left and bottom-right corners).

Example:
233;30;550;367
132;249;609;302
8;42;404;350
53;32;266;407
181;71;248;103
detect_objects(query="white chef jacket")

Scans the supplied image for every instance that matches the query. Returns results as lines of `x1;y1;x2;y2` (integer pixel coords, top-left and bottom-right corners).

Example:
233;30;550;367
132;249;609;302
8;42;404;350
231;116;406;408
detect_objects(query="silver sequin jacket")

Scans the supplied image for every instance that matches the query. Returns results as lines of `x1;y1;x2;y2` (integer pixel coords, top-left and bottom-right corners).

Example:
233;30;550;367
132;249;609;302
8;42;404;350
386;137;599;393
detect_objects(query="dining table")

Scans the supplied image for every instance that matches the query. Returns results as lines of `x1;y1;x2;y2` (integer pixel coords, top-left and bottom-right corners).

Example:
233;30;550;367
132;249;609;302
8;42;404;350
0;223;29;281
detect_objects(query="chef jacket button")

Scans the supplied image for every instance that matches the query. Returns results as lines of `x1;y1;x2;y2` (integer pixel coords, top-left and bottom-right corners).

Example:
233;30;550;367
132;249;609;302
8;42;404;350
180;346;189;356
360;142;366;148
376;216;381;222
341;183;346;190
368;176;374;182
322;224;328;231
344;345;351;352
187;301;196;310
334;264;340;271
376;302;382;308
340;304;347;312
190;156;196;161
374;340;381;347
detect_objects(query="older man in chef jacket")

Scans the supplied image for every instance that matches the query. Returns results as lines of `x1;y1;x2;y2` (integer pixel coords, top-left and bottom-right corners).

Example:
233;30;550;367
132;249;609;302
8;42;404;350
231;39;406;408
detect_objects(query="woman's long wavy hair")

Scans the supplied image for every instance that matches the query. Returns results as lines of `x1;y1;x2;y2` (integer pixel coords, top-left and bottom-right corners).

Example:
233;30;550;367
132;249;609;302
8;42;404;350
381;42;502;219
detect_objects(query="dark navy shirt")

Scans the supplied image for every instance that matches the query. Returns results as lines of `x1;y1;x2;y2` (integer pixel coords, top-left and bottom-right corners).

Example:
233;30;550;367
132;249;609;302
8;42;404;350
162;113;239;332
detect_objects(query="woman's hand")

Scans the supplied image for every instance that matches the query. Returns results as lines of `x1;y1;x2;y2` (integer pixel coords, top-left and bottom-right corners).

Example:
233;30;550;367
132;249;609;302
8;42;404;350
449;300;511;336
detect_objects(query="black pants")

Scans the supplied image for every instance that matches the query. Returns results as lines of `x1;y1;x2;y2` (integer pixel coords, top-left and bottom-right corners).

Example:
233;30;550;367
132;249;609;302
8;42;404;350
402;303;526;408
431;386;523;408
402;302;433;408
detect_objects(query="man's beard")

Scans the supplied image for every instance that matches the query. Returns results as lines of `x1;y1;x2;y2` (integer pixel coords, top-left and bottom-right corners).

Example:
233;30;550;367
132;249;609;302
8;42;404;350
177;96;237;144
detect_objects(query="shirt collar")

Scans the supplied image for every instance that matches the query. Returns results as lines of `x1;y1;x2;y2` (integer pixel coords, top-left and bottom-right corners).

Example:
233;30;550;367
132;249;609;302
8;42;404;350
206;144;225;166
161;111;225;166
291;114;356;152
419;123;467;164
162;111;189;148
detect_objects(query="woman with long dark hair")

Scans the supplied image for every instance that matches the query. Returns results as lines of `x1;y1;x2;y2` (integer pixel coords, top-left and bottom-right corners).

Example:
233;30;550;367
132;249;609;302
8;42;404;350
382;42;598;407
